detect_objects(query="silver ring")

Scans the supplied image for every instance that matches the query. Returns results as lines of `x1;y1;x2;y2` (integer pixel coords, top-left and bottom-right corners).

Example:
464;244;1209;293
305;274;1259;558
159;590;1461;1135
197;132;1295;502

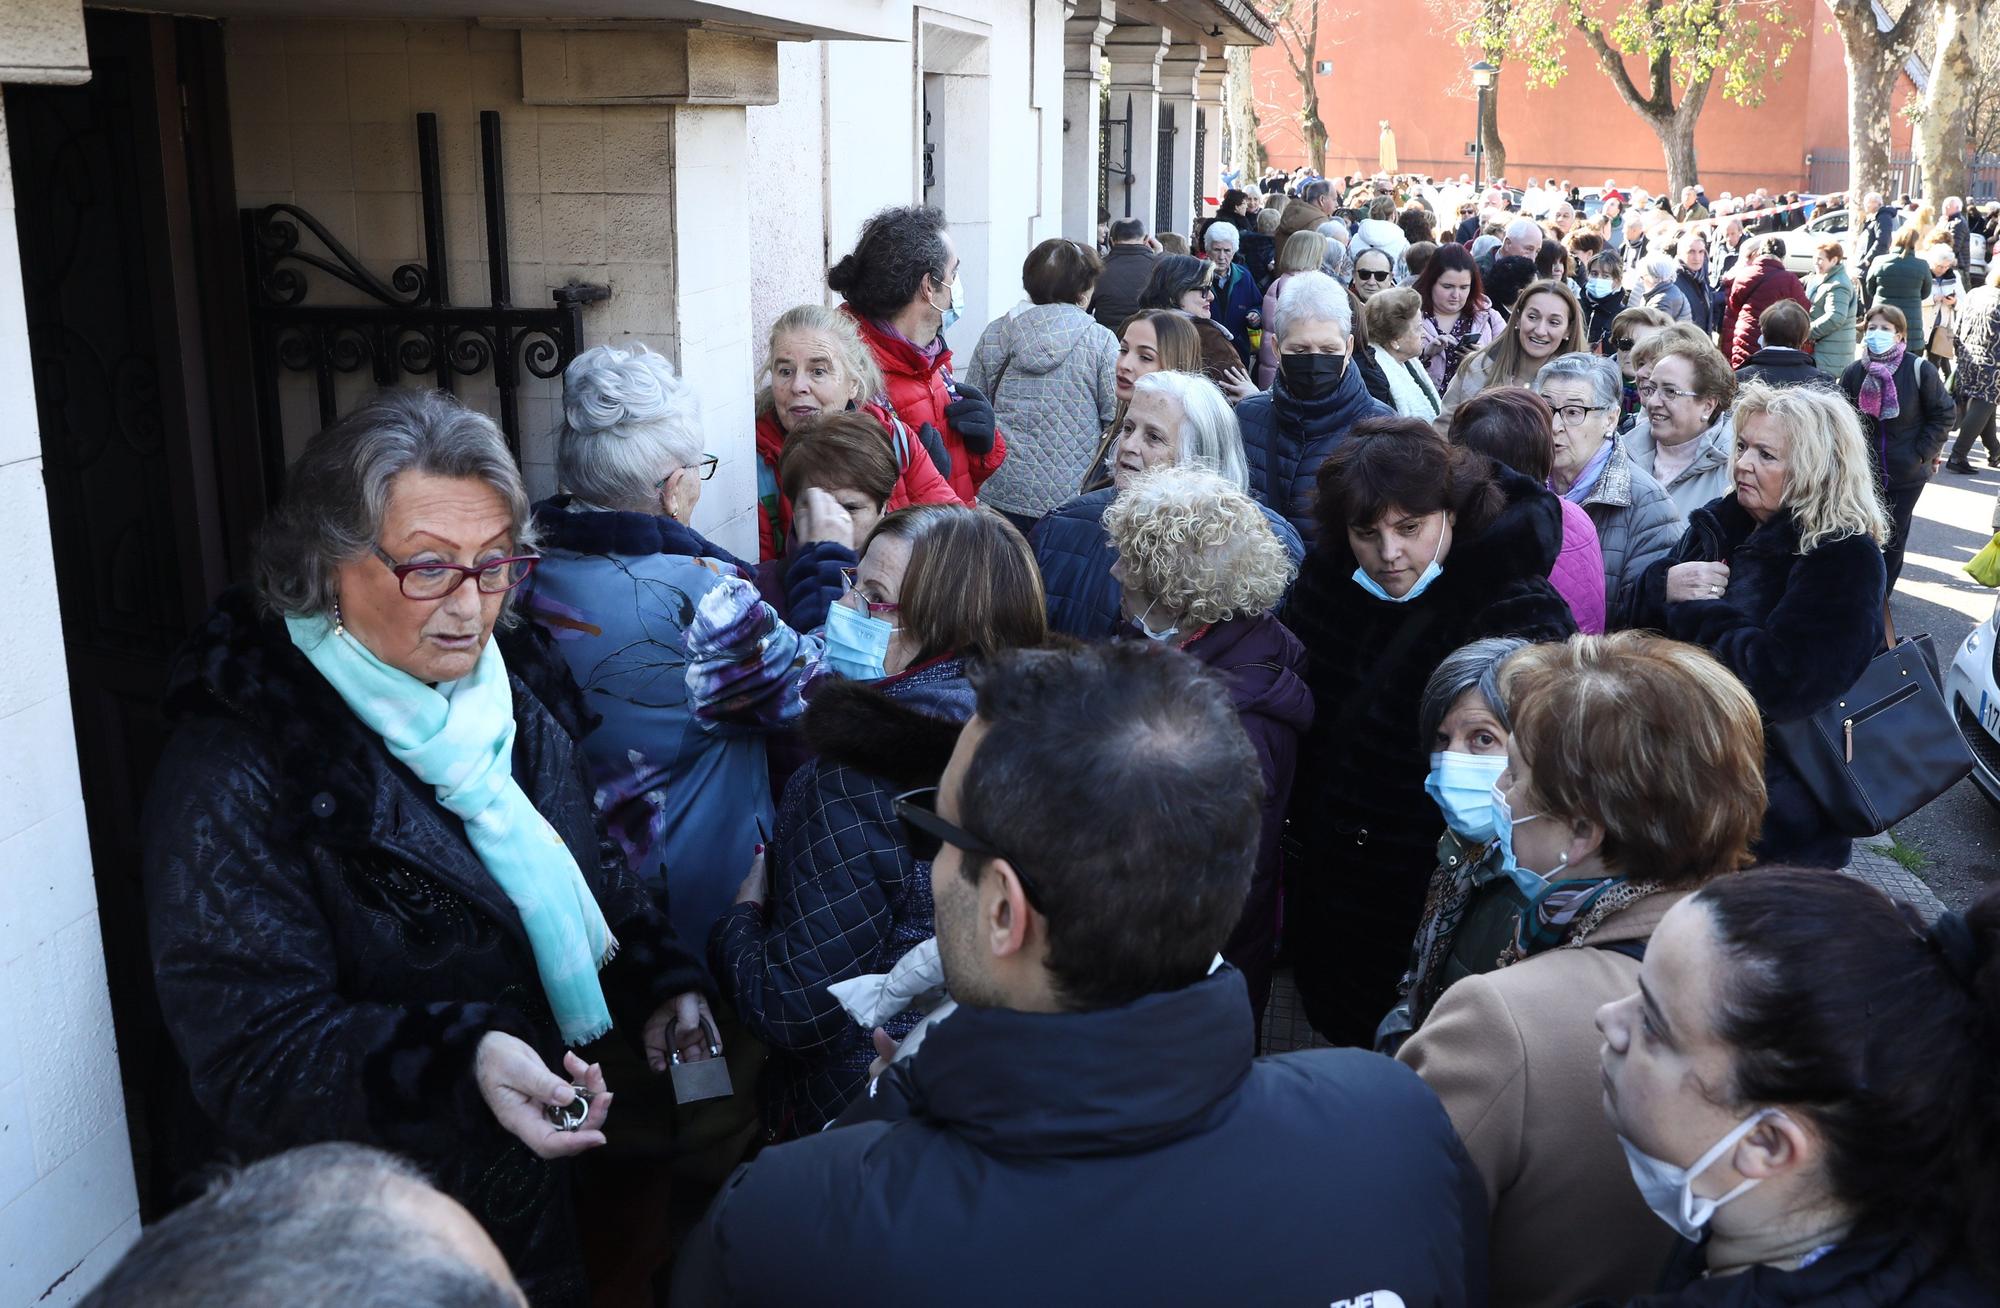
545;1085;591;1132
1711;585;1721;596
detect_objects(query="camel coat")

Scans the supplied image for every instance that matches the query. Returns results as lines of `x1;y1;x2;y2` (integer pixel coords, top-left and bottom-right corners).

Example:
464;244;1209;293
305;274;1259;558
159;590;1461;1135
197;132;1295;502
1400;891;1685;1308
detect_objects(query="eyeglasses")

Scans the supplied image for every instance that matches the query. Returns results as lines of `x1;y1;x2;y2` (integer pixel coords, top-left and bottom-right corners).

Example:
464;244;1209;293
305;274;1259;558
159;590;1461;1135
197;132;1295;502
1194;284;1217;299
1549;403;1609;426
655;454;720;489
1613;337;1635;352
894;786;1047;912
1636;381;1698;403
373;546;538;600
838;567;899;616
1354;269;1391;282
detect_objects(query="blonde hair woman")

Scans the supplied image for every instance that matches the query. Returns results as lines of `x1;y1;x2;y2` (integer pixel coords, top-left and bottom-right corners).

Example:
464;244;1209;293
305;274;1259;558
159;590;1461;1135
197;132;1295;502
1434;279;1587;433
1102;465;1308;1028
754;303;961;560
1632;381;1889;871
1256;231;1331;387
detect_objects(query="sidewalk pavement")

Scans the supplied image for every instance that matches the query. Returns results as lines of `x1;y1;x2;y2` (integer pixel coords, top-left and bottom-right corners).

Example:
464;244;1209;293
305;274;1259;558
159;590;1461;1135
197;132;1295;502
1259;839;1949;1058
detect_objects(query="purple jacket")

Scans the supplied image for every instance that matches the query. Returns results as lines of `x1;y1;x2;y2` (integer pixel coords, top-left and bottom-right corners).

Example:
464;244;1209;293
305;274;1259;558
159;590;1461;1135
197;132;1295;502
1552;497;1607;635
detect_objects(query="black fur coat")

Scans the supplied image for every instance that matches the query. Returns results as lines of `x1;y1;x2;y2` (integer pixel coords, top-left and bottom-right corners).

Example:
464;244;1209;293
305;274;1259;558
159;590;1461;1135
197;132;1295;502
142;588;709;1307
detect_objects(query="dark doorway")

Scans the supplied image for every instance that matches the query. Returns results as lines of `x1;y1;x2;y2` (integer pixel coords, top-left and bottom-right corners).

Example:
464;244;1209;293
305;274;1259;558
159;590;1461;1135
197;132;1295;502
6;9;262;1218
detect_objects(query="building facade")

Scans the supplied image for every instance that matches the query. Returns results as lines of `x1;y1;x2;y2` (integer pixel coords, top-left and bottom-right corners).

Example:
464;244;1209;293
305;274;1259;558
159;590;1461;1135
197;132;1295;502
0;0;1264;1298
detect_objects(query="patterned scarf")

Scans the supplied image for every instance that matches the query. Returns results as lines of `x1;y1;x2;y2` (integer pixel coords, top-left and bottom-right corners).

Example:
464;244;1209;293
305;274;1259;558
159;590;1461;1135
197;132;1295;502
1858;341;1905;420
287;614;617;1044
1430;310;1483;388
1498;879;1663;968
1405;835;1503;1023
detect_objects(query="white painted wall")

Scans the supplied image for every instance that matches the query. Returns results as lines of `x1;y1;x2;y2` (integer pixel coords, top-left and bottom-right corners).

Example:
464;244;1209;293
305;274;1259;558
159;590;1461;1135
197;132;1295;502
0;103;143;1308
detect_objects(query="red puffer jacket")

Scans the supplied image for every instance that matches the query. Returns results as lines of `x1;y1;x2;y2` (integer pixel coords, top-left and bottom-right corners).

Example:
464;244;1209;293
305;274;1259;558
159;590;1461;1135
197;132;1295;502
1722;256;1810;368
845;307;1007;503
754;401;961;561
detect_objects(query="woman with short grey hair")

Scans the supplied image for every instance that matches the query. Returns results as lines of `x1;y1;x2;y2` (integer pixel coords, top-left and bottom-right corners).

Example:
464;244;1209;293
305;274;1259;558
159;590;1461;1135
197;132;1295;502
145;386;717;1307
1237;270;1393;547
1637;251;1693;322
1534;351;1682;627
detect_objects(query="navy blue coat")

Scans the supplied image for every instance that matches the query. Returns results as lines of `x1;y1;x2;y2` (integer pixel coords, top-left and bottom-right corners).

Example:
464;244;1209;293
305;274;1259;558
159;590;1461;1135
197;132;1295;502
1237;360;1392;549
1030;487;1304;639
670;968;1490;1307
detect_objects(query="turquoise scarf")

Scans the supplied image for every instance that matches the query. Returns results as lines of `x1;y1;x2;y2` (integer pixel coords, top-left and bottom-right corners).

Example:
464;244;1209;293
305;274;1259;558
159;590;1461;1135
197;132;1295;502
287;614;617;1044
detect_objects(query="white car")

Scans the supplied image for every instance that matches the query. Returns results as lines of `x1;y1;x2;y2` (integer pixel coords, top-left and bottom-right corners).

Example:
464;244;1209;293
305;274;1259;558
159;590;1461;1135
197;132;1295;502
1781;207;1988;284
1945;596;2000;808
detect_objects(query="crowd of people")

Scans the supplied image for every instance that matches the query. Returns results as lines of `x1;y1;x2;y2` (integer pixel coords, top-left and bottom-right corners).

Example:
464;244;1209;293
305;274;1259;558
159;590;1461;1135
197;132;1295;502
112;173;2000;1308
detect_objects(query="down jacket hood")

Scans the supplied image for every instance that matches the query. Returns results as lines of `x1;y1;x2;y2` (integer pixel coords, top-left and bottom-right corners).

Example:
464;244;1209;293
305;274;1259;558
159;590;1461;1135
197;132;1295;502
984;302;1105;375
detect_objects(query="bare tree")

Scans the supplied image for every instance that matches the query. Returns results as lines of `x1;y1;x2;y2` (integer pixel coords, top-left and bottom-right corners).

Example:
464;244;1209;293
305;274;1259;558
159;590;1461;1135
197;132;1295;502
1264;0;1340;173
1225;47;1267;182
1824;0;1925;201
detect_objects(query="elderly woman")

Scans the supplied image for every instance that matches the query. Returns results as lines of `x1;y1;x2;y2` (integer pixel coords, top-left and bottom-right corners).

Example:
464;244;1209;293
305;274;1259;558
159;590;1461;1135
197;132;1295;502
1534;352;1683;627
713;507;1047;1137
1400;632;1766;1308
1284;418;1577;1048
1237;272;1394;547
1201;221;1262;365
1415;244;1508;391
1138;254;1256;400
144;390;717;1306
1947;266;2000;470
1035;370;1302;637
829;205;1005;502
1435;279;1588;432
1256;230;1330;388
1103;466;1312;1028
1606;305;1675;430
1374;636;1528;1057
1625;325;1739;516
1805;241;1858;378
965;238;1121;533
1597;870;2000;1301
1636;251;1692;323
1634;382;1889;869
754;303;959;562
1365;288;1444;421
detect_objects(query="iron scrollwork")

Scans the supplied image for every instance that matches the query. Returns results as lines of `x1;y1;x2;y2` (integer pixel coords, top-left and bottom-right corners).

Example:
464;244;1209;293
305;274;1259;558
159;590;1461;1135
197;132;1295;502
243;110;611;474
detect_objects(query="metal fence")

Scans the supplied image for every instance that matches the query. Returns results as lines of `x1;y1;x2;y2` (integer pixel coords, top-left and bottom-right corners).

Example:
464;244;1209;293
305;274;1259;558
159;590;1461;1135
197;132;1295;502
1806;148;2000;201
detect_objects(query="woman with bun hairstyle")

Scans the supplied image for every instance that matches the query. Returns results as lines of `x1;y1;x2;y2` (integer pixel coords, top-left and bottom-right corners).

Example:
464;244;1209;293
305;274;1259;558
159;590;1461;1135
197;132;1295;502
829;205;1007;503
1594;868;2000;1304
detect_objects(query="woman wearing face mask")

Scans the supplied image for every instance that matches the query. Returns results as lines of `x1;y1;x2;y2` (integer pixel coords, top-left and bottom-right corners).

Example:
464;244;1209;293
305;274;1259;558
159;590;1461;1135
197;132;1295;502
1593;869;2000;1305
1103;466;1310;1029
1625;327;1740;517
1580;252;1632;353
1634;383;1889;869
1374;636;1528;1056
829;205;1006;504
753;303;960;563
1137;254;1258;402
713;506;1046;1139
1255;232;1330;388
1415;243;1507;391
1435;280;1588;434
1034;369;1302;638
1236;272;1394;548
1398;632;1767;1308
1283;418;1576;1048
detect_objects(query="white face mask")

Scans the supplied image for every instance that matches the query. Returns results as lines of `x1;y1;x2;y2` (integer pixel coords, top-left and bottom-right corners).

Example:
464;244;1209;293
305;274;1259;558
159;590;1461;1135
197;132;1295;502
1617;1108;1781;1241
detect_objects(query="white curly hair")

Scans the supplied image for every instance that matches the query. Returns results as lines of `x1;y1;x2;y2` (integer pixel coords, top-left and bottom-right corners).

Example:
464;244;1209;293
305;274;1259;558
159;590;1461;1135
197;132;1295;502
1102;465;1296;625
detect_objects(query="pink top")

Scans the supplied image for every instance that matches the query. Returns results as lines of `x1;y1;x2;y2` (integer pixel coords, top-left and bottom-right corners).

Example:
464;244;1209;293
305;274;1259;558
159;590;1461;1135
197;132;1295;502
1550;497;1607;635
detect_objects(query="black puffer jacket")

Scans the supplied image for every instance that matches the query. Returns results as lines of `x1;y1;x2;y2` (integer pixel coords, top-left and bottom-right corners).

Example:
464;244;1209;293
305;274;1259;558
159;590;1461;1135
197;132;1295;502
1634;496;1886;869
1838;352;1955;489
670;968;1490;1307
1598;1228;1993;1306
709;660;970;1139
1283;467;1577;1044
142;589;710;1308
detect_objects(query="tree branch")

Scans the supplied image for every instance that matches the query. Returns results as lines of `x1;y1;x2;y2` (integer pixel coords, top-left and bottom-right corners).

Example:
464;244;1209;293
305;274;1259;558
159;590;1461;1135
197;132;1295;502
1576;17;1659;119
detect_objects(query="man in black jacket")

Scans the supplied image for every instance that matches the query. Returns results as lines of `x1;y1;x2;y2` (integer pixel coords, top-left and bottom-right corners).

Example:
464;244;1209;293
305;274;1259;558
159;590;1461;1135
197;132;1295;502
1090;217;1158;331
671;643;1490;1308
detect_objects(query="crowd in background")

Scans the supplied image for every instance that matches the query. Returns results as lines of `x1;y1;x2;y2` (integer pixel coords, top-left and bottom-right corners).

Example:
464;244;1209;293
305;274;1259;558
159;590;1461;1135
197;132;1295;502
101;164;2000;1308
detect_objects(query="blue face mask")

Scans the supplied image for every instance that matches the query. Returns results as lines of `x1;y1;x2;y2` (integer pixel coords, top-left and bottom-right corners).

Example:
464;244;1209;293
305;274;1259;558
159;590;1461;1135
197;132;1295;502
1864;328;1898;356
932;274;966;332
1587;276;1616;299
1490;777;1567;898
1352;517;1448;603
824;599;896;682
1426;751;1508;842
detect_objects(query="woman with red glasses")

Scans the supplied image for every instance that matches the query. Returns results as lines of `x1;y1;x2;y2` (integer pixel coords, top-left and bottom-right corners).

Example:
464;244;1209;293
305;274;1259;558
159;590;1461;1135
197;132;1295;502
143;386;717;1307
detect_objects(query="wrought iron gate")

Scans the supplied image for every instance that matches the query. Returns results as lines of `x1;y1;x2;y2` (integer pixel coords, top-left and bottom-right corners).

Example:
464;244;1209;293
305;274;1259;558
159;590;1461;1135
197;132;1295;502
1156;102;1177;229
1100;91;1133;220
241;110;607;467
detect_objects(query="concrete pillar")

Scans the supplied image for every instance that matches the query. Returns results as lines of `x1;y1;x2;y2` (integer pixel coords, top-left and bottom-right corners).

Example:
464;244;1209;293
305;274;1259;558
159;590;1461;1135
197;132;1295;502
1102;24;1168;231
1061;0;1116;243
1193;65;1226;223
1159;44;1205;238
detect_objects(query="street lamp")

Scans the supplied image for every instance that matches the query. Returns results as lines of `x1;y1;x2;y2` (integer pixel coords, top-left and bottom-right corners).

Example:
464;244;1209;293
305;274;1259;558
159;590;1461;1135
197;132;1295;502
1471;60;1497;191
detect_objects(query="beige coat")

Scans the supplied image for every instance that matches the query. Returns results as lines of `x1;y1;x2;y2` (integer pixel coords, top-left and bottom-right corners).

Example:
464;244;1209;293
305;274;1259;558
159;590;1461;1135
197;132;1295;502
1399;892;1685;1308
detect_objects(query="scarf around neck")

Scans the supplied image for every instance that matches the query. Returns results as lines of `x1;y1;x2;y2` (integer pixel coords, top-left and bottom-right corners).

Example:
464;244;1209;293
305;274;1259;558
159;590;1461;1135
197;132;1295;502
1858;342;1905;421
287;613;618;1044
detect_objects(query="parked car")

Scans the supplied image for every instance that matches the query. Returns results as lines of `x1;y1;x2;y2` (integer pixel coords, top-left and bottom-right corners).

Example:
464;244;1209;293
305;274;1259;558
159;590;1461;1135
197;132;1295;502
1946;597;2000;810
1782;206;1988;284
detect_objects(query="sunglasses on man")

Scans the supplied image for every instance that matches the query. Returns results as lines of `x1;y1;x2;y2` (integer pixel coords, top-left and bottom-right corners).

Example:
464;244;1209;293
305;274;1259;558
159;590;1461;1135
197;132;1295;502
895;786;1049;913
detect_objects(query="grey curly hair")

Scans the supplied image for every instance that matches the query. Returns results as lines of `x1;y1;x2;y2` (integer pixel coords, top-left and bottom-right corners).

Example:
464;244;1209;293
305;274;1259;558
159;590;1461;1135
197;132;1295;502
253;388;532;621
1101;465;1295;625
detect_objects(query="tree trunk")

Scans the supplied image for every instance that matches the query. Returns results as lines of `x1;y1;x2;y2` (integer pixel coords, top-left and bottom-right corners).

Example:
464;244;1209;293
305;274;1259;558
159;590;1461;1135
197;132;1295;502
1225;48;1265;181
1825;0;1916;203
1299;83;1327;175
1653;110;1701;196
1480;74;1507;185
1919;0;1981;204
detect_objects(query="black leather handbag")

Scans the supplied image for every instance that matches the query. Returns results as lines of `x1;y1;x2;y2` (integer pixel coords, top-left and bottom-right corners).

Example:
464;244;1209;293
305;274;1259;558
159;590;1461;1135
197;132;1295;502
1770;635;1973;837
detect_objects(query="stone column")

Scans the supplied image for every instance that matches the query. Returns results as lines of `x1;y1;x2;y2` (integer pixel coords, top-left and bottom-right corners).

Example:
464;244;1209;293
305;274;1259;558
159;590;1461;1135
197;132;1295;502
1158;44;1204;237
1060;0;1116;243
1193;64;1226;222
1102;23;1168;231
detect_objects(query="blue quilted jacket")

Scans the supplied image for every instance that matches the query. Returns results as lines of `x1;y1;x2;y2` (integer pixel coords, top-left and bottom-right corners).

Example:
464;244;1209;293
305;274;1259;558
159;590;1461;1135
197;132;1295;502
1030;488;1305;639
1237;364;1392;549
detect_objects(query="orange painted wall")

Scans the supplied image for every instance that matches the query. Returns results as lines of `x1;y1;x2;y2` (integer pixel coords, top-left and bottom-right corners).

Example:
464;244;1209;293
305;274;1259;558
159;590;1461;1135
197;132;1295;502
1250;0;1915;195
